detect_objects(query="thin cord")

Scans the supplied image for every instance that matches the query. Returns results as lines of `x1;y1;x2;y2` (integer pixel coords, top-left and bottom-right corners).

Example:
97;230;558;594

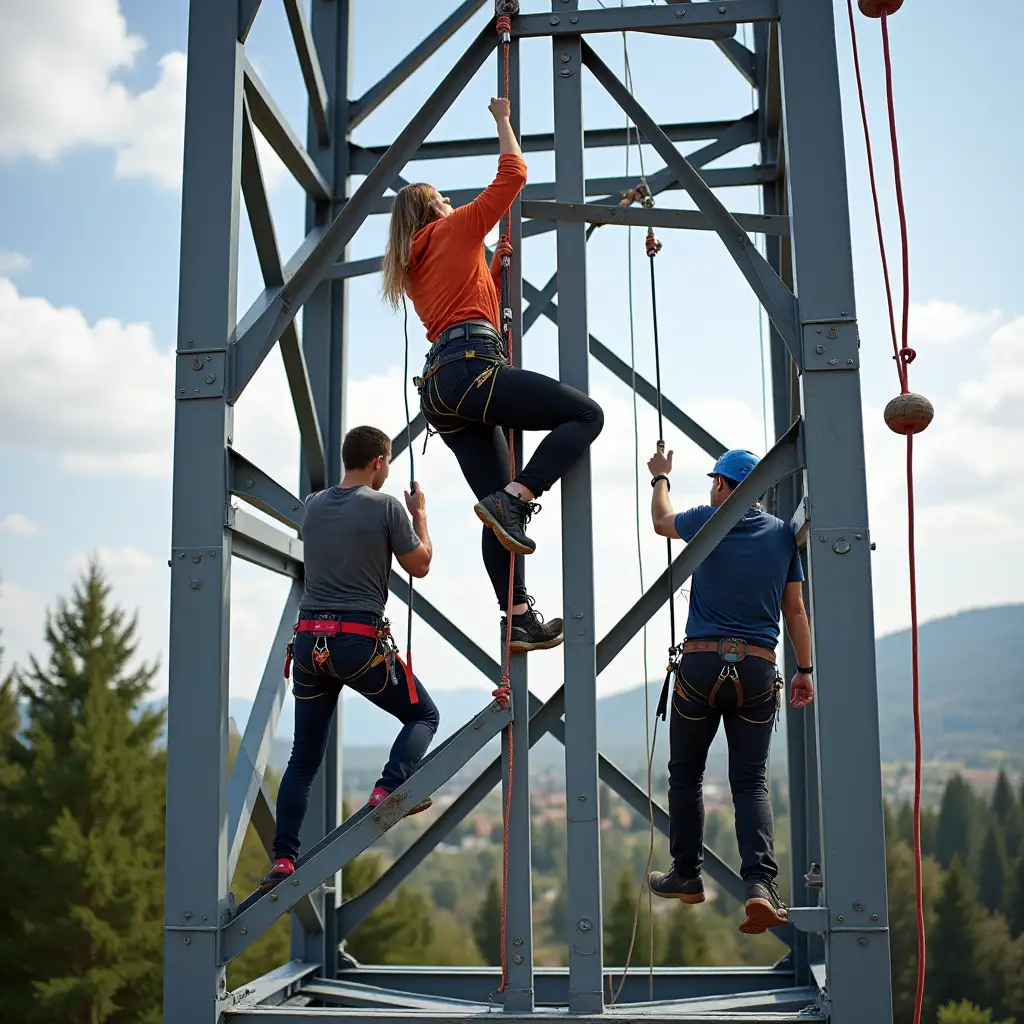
401;296;415;665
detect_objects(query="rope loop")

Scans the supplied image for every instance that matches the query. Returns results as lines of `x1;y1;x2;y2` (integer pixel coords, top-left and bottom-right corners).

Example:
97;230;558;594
899;346;917;366
496;15;511;37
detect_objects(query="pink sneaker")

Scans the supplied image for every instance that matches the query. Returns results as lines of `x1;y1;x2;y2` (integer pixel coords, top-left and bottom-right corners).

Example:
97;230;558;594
366;786;432;816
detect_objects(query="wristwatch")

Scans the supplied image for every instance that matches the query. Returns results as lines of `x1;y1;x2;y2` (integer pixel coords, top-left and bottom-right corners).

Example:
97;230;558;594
651;474;670;490
797;665;813;674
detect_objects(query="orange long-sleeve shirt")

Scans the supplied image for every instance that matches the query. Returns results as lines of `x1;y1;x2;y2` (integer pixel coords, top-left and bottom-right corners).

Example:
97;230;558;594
406;154;528;342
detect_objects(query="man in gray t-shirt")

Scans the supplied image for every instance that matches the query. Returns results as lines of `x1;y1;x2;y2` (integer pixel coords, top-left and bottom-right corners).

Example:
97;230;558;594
301;481;422;617
261;426;437;893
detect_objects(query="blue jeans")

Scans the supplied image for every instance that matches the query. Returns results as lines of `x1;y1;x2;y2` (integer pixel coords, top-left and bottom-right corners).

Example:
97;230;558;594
668;650;781;884
273;613;440;862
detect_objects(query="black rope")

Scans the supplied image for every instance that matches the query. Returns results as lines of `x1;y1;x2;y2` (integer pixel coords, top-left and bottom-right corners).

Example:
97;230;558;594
647;234;678;722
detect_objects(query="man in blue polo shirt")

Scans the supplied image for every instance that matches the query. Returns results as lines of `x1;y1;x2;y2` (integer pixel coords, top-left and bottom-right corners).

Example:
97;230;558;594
644;446;814;935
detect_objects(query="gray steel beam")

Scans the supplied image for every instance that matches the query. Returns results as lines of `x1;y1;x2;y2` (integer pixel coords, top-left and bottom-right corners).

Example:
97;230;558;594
386;574;501;683
295;0;355;977
230;26;496;390
163;3;242;1019
229;450;304;531
226;1009;822;1022
551;20;602;1012
300;981;485;1010
516;2;778;38
347;0;488;131
238;0;262;43
221;697;514;962
303;966;797;1006
242;59;331;202
597;423;802;675
581;41;800;363
283;0;330;147
777;0;893;1018
664;1;759;88
336;691;556;939
228;507;304;579
348;119;736;168
522;200;789;237
519;279;727;460
228;960;321;1009
500;30;534;1011
237;98;327;487
391;411;425;462
325;256;387;281
227;581;302;879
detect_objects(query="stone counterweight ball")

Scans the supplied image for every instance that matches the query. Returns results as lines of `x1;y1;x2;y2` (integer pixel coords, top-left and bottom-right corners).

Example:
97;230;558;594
884;392;933;435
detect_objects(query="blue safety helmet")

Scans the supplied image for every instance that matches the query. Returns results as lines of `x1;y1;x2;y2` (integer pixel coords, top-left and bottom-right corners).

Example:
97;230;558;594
708;449;759;485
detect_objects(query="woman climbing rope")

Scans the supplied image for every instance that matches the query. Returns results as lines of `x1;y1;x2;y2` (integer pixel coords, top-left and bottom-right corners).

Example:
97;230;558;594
381;96;604;653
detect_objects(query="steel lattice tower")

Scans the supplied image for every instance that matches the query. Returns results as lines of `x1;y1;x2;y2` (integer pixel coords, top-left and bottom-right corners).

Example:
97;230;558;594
163;1;894;1020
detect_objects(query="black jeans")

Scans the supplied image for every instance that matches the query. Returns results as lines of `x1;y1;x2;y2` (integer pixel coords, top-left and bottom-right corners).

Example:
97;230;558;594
419;326;604;610
668;650;781;884
273;613;440;862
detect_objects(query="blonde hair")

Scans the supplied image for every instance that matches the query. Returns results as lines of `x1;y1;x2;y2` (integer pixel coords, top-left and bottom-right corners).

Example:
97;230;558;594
381;183;444;310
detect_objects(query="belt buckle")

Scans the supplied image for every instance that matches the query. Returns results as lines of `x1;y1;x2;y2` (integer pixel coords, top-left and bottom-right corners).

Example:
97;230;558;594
718;638;746;663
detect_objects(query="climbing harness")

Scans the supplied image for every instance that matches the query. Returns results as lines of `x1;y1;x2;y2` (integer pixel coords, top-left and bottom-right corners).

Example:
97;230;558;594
283;618;413;702
847;4;929;1024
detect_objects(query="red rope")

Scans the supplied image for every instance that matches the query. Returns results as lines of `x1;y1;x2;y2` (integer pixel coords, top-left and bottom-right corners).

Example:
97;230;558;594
847;6;925;1022
495;14;515;997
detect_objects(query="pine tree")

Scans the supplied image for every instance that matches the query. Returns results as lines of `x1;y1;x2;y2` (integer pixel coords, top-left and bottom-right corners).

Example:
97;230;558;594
1006;848;1024;939
0;563;165;1024
937;775;976;870
661;905;709;966
886;840;942;1024
978;826;1009;914
473;875;503;966
548;884;568;944
0;631;19;740
972;910;1024;1024
936;1002;1010;1024
604;868;658;968
992;770;1023;858
929;857;986;1015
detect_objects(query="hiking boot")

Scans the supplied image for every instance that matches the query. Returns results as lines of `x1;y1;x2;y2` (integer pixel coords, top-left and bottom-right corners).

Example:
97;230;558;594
474;490;540;555
503;597;563;653
740;878;788;933
648;867;706;904
367;786;432;816
258;857;294;893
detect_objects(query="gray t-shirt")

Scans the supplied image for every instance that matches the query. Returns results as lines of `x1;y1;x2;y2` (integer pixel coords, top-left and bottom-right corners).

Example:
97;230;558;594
300;485;420;616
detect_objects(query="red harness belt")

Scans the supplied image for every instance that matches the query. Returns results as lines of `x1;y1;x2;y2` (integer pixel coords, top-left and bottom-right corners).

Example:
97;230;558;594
284;619;418;705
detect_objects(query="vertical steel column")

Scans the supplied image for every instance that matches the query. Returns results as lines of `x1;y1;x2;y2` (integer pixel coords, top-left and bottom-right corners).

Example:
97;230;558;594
756;19;815;984
778;1;893;1019
501;25;535;1014
293;0;353;976
552;5;603;1013
163;2;243;1020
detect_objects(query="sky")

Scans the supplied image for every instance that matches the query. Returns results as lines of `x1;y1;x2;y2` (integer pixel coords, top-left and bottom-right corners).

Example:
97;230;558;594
1;0;1022;717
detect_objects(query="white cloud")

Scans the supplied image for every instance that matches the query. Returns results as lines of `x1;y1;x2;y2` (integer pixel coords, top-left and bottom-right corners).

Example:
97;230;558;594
0;0;185;188
0;278;174;476
67;546;156;578
910;299;1002;348
0;580;47;668
0;514;41;538
0;251;30;276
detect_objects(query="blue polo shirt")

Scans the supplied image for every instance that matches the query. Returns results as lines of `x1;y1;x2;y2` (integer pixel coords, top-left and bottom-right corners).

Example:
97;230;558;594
673;504;804;650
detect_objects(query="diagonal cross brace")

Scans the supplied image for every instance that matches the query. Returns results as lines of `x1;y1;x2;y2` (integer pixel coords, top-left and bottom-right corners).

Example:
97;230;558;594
226;582;302;879
581;42;800;365
229;26;496;390
221;695;513;963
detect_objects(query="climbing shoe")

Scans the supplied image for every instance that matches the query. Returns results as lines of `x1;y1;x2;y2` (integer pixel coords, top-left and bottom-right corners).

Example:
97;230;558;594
367;786;432;816
474;490;539;555
258;857;295;893
648;868;706;904
740;878;788;933
502;597;563;653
